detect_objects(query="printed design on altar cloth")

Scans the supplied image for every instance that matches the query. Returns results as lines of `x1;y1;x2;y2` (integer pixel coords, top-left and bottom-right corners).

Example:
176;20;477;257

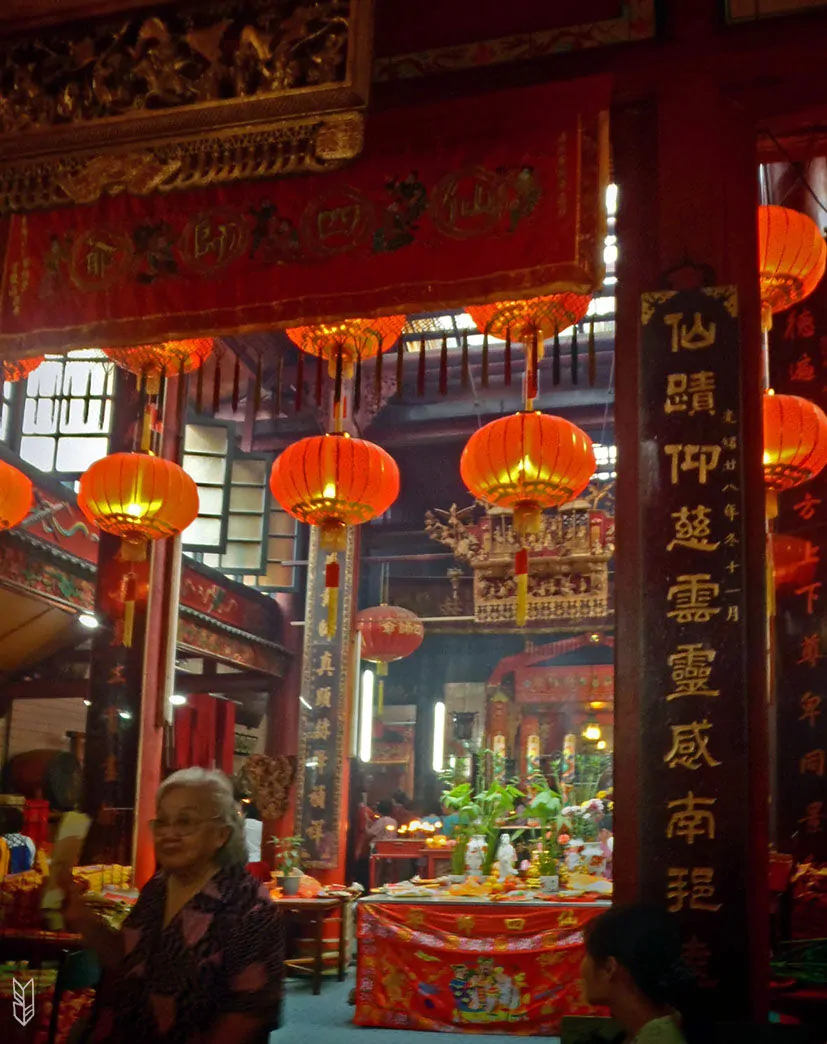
448;957;529;1023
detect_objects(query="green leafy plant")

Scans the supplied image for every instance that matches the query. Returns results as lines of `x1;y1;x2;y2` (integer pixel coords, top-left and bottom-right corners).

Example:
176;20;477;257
270;835;303;876
528;780;563;875
441;781;479;873
475;780;523;876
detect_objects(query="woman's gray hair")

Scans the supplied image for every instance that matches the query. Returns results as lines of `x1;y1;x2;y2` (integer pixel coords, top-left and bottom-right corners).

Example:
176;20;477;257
157;767;248;866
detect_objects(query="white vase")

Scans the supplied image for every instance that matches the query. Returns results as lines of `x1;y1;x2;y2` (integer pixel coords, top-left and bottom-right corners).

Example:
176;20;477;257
581;841;607;878
565;840;585;874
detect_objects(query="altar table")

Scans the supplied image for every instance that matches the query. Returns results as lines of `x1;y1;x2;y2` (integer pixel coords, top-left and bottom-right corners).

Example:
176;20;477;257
354;896;608;1035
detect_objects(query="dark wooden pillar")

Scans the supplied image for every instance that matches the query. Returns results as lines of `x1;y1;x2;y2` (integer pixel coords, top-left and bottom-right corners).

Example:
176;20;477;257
613;77;769;1018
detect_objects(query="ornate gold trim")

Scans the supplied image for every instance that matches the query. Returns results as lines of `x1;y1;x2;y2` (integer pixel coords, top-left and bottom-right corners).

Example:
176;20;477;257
0;111;365;212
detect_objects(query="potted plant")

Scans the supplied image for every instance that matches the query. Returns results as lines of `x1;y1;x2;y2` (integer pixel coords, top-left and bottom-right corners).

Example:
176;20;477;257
528;780;563;892
441;782;479;880
270;835;303;895
474;780;523;877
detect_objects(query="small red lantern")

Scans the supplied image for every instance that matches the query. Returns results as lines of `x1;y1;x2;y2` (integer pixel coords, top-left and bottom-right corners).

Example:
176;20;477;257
763;392;827;495
772;534;819;590
103;339;213;392
758;205;826;331
466;294;591;343
270;433;400;635
461;411;595;625
358;605;424;713
2;356;44;383
285;316;407;378
0;458;33;532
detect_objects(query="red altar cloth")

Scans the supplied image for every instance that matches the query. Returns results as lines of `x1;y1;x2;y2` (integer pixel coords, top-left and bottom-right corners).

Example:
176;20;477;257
354;897;606;1034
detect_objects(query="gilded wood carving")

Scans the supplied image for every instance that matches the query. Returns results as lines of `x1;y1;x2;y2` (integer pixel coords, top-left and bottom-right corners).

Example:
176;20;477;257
0;0;372;211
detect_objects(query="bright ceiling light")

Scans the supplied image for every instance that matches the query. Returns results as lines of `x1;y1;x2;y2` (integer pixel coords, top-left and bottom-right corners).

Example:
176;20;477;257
359;669;374;763
433;701;446;774
169;694;187;707
78;613;99;630
583;721;602;742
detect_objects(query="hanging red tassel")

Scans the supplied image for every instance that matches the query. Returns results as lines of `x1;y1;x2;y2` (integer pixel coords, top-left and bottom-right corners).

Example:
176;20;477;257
295;352;304;411
354;354;362;411
375;339;384;399
571;324;579;386
552;327;561;387
461;331;470;389
439;335;448;395
514;547;529;627
588;316;597;388
527;331;539;401
417;338;426;396
232;351;241;413
315;354;324;406
325;560;340;638
334;345;344;408
482;332;489;388
253;349;263;416
504;330;512;387
196;360;205;413
212;346;223;414
176;358;188;420
274;351;284;421
396;337;405;398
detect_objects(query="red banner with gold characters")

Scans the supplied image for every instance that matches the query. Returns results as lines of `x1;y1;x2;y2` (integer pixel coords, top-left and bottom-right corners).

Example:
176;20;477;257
0;77;608;354
354;899;603;1034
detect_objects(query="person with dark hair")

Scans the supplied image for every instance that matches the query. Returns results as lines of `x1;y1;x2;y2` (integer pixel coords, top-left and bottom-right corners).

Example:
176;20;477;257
0;805;36;874
367;799;398;841
241;799;263;863
581;904;704;1044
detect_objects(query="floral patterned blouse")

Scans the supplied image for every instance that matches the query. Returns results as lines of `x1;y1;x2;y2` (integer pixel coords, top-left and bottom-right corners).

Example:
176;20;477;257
88;863;284;1043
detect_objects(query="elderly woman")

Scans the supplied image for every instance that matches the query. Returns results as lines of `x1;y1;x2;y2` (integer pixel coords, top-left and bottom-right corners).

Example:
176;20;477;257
66;768;284;1044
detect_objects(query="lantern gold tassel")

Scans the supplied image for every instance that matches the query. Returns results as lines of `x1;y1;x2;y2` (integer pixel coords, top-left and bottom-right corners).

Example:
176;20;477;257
377;662;388;714
515;547;529;627
122;572;136;648
325;561;340;638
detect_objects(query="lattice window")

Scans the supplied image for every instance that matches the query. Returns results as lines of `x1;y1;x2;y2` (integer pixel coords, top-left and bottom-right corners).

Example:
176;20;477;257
18;350;114;481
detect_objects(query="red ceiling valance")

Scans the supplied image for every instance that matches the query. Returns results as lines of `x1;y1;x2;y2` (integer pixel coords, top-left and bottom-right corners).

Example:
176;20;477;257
0;76;609;355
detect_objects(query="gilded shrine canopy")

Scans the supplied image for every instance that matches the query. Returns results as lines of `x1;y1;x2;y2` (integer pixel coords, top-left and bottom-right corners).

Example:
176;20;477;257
0;77;609;354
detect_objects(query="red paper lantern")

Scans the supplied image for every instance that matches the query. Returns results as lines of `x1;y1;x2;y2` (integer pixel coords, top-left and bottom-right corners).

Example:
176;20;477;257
358;604;424;713
78;453;200;551
763;393;827;493
0;458;33;531
461;411;595;625
358;605;424;667
2;356;44;383
285;316;407;377
758;205;826;330
461;411;596;532
270;433;399;545
270;433;399;636
103;339;213;391
466;293;591;343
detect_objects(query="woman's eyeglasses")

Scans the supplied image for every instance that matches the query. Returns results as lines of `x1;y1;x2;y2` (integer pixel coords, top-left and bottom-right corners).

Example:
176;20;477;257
149;815;221;836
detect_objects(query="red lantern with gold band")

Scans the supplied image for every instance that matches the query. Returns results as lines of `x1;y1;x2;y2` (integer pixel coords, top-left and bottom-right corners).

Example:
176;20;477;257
763;392;827;506
758;205;826;332
103;338;214;393
270;433;400;636
2;356;44;383
78;453;199;646
286;316;407;378
357;605;424;713
461;411;595;625
0;458;33;532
